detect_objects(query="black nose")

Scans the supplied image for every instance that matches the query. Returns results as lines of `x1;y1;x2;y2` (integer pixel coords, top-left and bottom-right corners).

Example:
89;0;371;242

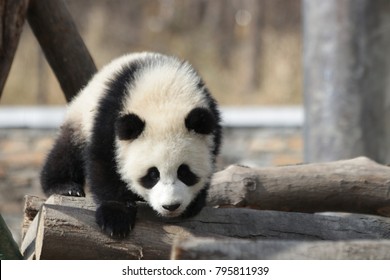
162;203;181;211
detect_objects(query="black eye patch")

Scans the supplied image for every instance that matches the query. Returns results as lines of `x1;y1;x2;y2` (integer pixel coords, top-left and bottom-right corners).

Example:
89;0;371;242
139;167;160;189
177;164;199;186
115;113;145;140
185;107;216;135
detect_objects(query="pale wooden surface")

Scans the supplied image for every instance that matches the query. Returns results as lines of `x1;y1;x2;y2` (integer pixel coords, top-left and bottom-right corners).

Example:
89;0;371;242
209;157;390;216
22;194;390;259
172;237;390;260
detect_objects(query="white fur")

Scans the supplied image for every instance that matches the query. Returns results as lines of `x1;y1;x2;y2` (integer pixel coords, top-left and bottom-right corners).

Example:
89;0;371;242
65;52;214;217
65;52;153;143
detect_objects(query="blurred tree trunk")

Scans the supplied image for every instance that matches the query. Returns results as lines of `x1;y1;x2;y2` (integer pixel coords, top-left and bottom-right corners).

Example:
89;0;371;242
303;0;390;163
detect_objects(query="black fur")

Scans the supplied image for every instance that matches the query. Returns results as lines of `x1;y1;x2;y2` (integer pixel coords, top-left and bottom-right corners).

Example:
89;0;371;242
95;201;137;238
40;124;85;197
88;62;142;238
115;113;145;140
177;164;199;186
185;107;216;135
139;167;160;189
198;84;222;158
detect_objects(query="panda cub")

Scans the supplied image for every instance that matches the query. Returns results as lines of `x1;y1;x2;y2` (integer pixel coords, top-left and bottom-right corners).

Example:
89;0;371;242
40;52;222;238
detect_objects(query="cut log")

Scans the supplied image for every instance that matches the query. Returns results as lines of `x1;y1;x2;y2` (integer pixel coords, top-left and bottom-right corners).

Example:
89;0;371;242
27;0;97;102
23;158;390;218
21;157;390;259
22;195;390;259
172;237;390;260
209;157;390;216
22;195;45;240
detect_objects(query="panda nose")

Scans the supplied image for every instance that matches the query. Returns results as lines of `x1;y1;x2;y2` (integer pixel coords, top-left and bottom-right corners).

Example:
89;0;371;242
162;203;181;211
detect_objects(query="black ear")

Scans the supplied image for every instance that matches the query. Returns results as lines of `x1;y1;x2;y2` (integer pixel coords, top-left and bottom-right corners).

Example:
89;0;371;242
115;113;145;140
185;107;216;135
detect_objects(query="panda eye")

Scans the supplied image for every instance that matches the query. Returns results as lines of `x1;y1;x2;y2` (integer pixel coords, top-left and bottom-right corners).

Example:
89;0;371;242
177;164;199;186
139;167;160;189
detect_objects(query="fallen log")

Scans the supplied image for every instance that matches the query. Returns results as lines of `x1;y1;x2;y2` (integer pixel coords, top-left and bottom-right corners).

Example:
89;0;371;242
172;237;390;260
21;195;390;259
22;158;390;220
209;156;390;216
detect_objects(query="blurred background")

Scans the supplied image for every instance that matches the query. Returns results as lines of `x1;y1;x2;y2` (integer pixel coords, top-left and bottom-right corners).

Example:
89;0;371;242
1;0;302;106
1;0;303;244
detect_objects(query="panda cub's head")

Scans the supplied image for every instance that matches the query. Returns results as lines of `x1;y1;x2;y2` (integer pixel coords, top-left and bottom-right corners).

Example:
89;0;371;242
113;54;221;217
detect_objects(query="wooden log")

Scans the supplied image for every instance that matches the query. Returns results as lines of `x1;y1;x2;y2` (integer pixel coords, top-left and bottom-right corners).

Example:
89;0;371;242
22;195;45;240
21;195;95;259
24;195;390;259
0;0;29;98
172;237;390;260
27;0;97;102
208;157;390;216
23;158;390;218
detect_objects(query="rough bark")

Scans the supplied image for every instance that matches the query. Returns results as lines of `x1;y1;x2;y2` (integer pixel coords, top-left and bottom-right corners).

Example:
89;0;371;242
21;157;390;259
0;0;29;99
22;194;390;260
172;237;390;260
27;0;97;102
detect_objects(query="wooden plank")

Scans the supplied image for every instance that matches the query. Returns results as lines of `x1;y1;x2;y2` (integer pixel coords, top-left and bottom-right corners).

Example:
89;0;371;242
27;0;97;102
0;0;29;98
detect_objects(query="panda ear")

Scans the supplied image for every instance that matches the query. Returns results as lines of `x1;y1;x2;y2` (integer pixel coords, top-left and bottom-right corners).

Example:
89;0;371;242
185;107;216;135
115;113;145;140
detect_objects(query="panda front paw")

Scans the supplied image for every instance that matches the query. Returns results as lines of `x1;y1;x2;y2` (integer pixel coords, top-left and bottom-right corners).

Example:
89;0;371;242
95;201;137;239
44;184;85;197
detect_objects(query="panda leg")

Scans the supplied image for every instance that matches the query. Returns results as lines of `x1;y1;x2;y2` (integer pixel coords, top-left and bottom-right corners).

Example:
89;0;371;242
87;149;139;238
95;201;137;239
40;124;85;197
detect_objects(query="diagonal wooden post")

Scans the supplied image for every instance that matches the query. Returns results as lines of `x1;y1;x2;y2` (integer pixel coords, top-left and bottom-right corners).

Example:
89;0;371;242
27;0;97;102
0;0;29;99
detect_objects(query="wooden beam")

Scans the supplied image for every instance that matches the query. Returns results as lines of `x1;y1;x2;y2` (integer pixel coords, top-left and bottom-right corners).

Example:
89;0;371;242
27;0;97;102
0;0;29;99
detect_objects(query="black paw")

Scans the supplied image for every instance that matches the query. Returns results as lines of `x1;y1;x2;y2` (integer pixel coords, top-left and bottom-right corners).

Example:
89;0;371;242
44;184;85;197
95;201;137;239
